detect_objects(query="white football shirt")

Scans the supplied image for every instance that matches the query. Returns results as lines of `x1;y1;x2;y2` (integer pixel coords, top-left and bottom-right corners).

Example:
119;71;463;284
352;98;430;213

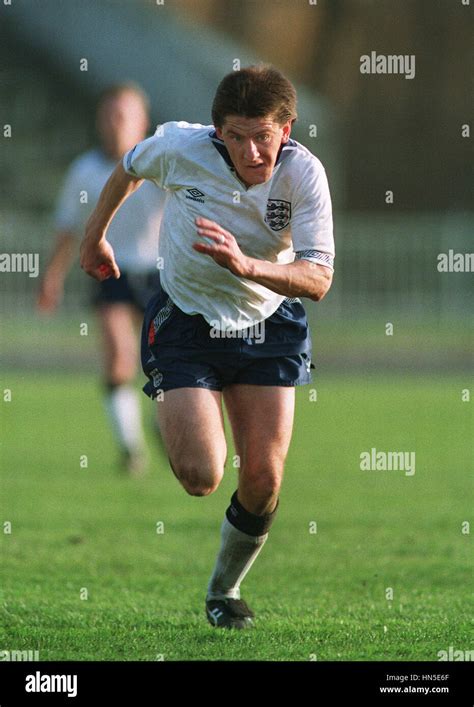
54;149;166;272
123;122;334;329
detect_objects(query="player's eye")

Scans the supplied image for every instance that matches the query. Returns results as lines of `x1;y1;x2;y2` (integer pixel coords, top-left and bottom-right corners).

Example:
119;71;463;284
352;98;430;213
256;134;271;143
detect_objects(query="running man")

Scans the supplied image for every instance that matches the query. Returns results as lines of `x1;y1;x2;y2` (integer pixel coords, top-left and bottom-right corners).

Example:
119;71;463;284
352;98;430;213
38;83;167;474
80;65;334;627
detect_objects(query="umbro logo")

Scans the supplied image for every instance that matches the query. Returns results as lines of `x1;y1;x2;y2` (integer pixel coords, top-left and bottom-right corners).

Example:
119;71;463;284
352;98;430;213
186;187;205;203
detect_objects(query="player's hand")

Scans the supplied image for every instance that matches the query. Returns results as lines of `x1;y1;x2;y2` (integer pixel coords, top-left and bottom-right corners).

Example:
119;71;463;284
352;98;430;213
37;275;64;313
79;237;120;281
193;217;251;277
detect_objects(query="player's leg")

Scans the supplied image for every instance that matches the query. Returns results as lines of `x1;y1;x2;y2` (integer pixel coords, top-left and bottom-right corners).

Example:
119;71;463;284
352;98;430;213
155;387;227;496
141;281;229;489
206;384;295;627
225;384;295;513
98;302;147;472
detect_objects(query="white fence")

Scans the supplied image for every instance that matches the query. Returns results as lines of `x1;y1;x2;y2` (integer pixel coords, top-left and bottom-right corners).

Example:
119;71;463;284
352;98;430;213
1;210;472;321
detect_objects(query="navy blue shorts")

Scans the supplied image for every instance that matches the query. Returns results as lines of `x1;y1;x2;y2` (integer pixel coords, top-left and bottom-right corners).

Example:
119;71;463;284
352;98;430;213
141;284;313;397
93;270;161;313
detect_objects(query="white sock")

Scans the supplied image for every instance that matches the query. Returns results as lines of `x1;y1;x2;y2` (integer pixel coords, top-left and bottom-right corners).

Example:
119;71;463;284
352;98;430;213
207;517;268;600
105;384;145;454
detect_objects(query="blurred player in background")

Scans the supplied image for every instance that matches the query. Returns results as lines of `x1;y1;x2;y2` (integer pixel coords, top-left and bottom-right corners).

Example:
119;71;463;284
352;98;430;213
38;83;166;474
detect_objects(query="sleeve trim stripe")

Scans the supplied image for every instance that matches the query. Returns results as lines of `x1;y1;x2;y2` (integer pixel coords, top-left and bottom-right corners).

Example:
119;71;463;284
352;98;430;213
295;250;334;268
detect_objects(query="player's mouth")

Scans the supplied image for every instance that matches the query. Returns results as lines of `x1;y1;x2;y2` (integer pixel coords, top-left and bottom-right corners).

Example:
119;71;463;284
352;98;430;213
246;163;265;170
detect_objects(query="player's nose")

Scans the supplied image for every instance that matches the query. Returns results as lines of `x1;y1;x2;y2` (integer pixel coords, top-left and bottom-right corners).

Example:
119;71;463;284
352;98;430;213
243;139;260;161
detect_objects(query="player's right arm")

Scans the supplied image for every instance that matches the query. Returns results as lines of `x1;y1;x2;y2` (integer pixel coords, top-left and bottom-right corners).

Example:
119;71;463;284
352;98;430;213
80;163;143;281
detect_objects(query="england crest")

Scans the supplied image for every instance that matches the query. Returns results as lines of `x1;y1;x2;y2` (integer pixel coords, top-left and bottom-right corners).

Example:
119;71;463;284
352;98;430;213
264;199;291;231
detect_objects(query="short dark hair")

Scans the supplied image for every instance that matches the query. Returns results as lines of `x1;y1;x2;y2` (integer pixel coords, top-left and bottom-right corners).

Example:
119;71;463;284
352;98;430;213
97;82;150;115
211;64;297;128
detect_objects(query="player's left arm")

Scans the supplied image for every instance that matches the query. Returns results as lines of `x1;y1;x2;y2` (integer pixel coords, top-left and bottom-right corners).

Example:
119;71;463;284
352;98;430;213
193;217;333;301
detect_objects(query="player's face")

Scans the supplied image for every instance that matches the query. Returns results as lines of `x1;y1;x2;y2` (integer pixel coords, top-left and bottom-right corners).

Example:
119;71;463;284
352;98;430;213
216;115;292;187
97;92;149;160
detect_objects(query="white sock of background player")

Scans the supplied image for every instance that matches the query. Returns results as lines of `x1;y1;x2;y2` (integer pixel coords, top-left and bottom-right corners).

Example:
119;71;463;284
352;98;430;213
105;383;146;457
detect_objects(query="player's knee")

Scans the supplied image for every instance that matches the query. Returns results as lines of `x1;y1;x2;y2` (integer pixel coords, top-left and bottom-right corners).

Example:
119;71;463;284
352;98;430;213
242;466;282;501
108;351;137;385
182;477;220;497
109;363;136;386
184;484;216;497
174;463;222;497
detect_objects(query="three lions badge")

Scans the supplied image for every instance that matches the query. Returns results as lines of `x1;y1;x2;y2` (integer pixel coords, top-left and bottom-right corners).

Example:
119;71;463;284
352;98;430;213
264;199;291;231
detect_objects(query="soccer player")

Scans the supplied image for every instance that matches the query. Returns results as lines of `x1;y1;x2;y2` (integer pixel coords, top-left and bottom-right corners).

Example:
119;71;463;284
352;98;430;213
38;83;167;474
80;65;334;627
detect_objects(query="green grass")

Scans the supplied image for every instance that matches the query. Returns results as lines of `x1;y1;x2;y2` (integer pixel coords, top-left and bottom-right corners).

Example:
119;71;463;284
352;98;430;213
0;372;472;660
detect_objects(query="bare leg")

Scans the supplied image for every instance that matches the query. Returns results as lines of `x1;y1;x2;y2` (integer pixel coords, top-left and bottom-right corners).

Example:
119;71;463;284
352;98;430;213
223;385;295;514
97;303;138;385
97;303;146;471
156;388;227;496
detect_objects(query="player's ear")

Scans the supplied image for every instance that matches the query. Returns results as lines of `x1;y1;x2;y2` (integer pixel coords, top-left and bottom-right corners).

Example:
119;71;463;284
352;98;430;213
281;120;292;144
215;126;224;140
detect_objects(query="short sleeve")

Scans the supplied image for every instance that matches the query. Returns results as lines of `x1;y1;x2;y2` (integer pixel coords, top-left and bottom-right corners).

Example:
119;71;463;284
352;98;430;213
291;159;335;271
123;122;176;189
53;164;84;235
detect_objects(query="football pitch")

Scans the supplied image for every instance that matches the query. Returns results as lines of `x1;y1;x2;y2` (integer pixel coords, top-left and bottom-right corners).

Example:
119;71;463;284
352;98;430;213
1;372;471;661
